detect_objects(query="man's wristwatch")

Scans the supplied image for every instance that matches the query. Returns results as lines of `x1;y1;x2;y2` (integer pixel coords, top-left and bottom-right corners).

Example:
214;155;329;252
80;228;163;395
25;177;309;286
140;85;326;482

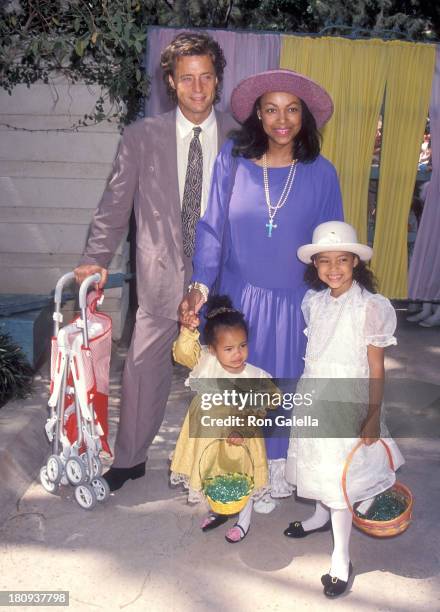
188;281;209;303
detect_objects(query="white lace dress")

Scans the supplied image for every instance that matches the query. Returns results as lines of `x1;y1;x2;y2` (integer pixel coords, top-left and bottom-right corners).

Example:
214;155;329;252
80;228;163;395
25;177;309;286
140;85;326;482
285;281;405;509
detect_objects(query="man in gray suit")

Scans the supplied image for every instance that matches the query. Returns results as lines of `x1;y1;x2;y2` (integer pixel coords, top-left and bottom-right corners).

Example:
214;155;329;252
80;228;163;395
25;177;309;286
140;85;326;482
74;32;236;491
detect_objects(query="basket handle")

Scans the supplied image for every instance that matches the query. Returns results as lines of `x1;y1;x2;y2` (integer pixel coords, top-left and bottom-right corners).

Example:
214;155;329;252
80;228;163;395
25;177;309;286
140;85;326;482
198;438;254;485
342;438;395;516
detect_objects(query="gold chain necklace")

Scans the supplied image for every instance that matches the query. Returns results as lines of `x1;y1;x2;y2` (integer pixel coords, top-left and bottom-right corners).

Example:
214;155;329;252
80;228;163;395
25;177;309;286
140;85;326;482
262;153;297;237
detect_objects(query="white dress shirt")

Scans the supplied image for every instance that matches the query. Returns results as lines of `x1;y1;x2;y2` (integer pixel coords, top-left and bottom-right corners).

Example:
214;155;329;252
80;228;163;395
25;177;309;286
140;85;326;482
176;106;218;216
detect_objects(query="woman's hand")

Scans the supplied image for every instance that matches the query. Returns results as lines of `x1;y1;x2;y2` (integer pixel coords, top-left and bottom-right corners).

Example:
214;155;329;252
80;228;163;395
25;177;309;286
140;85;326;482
179;288;205;327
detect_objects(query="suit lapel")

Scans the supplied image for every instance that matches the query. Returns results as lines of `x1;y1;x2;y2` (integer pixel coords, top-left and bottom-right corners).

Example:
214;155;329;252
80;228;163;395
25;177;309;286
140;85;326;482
159;109;184;251
163;109;179;204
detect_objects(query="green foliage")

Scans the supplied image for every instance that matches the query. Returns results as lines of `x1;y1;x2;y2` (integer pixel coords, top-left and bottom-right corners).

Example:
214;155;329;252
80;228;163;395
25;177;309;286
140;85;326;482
0;332;33;408
0;0;151;126
0;1;437;128
151;0;439;38
146;0;236;28
307;0;439;40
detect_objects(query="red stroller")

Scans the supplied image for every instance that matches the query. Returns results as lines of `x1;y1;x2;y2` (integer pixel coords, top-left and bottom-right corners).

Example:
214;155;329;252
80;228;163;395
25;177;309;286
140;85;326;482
40;272;112;509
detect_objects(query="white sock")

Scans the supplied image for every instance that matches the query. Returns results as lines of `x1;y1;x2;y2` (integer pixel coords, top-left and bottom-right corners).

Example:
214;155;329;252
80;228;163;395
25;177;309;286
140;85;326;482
302;501;330;531
357;496;375;515
237;499;253;534
330;508;352;581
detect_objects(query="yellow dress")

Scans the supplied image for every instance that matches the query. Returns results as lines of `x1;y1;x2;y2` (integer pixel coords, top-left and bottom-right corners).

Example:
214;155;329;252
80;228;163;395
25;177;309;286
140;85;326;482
170;327;275;503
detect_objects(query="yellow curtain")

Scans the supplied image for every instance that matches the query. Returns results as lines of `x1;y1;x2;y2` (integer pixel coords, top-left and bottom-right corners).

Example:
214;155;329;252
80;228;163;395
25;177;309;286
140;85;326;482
280;36;388;243
371;41;435;297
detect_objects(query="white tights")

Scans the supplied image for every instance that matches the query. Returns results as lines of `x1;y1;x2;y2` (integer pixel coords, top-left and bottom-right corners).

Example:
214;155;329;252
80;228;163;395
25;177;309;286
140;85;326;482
302;501;353;582
330;508;352;581
302;501;330;531
237;499;253;533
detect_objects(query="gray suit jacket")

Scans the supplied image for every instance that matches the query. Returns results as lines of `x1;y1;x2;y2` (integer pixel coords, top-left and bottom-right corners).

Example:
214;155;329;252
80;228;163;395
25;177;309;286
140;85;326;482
81;109;237;320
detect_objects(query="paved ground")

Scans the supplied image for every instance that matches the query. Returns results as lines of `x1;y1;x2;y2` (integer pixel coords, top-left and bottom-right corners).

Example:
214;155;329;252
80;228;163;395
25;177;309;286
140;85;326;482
0;308;439;611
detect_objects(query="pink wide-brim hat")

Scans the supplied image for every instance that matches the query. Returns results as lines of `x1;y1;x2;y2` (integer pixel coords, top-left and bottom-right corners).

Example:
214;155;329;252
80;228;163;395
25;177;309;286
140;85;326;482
231;69;334;129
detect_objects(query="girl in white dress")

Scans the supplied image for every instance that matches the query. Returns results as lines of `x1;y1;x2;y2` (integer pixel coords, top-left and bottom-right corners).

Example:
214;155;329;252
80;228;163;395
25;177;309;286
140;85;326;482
285;221;404;598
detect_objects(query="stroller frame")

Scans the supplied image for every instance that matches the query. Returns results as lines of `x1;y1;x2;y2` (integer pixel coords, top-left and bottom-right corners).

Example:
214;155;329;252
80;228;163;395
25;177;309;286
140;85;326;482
40;272;111;509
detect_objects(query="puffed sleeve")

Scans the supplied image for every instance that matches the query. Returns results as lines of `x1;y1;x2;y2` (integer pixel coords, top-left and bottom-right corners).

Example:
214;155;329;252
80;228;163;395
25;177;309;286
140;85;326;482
364;295;397;347
191;140;236;288
172;327;202;369
301;289;318;326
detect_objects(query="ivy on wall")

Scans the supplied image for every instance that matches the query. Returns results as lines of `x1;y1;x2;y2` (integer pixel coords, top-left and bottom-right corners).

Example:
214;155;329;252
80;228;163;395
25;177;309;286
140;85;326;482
0;0;150;126
1;1;438;129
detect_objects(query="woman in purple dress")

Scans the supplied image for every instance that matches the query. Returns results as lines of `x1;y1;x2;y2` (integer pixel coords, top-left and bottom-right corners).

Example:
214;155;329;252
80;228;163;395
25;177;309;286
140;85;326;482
180;69;344;509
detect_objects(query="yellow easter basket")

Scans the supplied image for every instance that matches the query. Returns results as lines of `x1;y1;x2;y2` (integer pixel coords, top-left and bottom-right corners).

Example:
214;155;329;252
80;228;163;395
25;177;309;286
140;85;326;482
342;439;414;538
199;439;255;515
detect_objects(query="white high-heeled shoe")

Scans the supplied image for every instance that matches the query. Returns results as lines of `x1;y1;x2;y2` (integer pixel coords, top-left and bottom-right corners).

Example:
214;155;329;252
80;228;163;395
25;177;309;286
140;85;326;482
254;492;279;514
407;302;432;322
407;301;421;314
419;305;440;327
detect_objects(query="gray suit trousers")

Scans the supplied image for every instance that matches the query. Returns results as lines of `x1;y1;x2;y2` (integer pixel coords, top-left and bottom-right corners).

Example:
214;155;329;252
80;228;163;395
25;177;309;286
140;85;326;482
112;256;192;468
112;308;179;467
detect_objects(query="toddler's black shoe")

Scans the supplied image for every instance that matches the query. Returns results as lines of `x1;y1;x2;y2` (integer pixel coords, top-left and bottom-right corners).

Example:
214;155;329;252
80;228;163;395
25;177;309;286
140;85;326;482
284;520;331;538
103;463;146;492
201;514;229;532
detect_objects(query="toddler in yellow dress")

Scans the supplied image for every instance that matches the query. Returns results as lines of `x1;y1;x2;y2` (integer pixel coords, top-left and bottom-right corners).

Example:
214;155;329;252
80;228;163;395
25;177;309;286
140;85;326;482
170;295;273;543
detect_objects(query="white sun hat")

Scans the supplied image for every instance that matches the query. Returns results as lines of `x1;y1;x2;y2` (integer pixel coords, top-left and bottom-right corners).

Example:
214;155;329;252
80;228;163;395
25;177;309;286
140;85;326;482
297;221;373;263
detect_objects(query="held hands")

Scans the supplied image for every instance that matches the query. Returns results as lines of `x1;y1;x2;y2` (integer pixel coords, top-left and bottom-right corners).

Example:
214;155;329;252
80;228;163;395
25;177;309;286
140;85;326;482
181;315;200;332
179;288;205;329
73;264;108;289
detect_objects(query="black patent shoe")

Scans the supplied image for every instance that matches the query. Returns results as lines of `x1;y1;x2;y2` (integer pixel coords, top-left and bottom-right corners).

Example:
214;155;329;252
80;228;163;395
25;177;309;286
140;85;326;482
284;520;331;538
323;563;354;598
103;463;146;492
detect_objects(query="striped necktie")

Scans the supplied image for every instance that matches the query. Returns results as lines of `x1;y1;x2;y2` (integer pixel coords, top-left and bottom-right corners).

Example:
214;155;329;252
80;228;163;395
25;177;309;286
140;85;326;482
181;126;203;257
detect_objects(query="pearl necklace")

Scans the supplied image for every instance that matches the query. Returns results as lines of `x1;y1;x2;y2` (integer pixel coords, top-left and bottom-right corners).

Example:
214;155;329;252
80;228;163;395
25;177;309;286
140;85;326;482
262;153;297;237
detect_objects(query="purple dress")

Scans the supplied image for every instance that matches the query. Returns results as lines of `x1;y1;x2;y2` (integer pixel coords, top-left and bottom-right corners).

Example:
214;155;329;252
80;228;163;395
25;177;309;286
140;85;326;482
192;140;343;460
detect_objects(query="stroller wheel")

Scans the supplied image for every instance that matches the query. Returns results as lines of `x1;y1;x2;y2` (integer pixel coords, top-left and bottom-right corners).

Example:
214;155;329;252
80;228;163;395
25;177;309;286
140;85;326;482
74;484;97;510
46;454;64;484
91;476;110;502
40;466;57;494
80;452;102;477
65;457;87;486
92;456;103;477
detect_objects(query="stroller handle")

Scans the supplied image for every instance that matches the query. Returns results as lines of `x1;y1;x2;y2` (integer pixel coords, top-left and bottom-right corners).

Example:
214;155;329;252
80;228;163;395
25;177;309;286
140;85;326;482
53;272;102;338
79;273;102;349
78;273;101;310
54;272;76;306
53;272;76;336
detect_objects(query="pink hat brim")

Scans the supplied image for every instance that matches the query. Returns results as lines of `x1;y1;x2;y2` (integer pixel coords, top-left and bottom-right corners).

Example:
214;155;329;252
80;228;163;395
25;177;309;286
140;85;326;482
231;70;333;129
